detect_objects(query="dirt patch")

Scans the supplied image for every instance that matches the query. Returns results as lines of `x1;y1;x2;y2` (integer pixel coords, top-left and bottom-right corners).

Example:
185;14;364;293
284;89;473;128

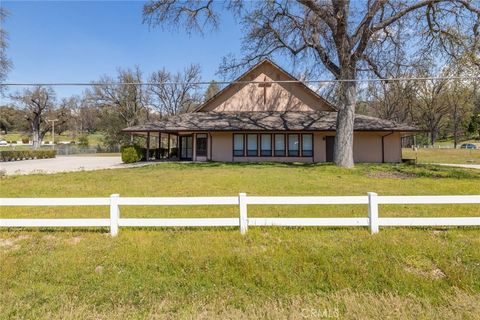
0;235;31;252
366;171;416;179
70;236;83;245
405;265;446;280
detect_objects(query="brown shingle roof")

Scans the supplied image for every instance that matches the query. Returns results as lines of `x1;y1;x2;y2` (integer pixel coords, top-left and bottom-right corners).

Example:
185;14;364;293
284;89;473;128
123;111;421;132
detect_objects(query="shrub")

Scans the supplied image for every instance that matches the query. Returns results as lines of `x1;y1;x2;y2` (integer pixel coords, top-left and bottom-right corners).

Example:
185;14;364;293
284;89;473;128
11;141;17;144
21;138;29;144
70;141;76;144
121;146;141;163
0;149;56;161
78;135;89;147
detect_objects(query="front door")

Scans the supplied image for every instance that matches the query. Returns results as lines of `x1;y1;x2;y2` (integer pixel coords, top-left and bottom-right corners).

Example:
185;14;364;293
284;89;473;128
180;135;193;160
326;136;335;162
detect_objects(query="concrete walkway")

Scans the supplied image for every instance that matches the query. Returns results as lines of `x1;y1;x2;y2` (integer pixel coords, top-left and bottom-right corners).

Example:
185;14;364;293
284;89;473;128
0;156;155;176
431;163;480;170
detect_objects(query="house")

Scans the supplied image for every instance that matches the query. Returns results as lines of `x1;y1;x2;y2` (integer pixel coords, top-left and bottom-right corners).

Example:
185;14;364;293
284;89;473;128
123;59;419;163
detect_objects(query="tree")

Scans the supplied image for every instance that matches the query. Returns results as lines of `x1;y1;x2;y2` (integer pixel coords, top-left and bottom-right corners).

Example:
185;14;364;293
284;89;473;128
0;7;12;95
204;80;220;101
143;0;480;167
11;86;68;148
89;66;150;146
148;64;202;116
0;105;28;134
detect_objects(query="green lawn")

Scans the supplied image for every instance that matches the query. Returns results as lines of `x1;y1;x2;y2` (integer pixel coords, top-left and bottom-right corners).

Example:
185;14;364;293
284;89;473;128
1;163;479;319
403;148;480;164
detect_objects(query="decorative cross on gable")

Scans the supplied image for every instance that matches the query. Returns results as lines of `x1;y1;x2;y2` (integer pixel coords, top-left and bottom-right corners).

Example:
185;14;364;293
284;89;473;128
258;76;272;104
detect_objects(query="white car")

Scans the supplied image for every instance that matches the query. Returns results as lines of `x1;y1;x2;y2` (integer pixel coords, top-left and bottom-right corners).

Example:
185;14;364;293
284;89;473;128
0;140;9;146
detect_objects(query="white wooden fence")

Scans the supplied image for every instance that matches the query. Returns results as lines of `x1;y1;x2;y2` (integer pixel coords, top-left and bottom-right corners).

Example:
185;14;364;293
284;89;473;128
1;193;479;236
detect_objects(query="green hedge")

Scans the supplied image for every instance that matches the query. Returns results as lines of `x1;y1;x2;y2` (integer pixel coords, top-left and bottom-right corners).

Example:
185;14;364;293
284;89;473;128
0;150;56;162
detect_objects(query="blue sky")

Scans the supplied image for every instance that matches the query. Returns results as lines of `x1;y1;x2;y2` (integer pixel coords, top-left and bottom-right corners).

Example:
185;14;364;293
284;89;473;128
2;1;245;98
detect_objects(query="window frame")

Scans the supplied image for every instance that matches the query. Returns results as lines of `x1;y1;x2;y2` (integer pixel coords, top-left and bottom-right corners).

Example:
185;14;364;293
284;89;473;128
233;133;245;157
287;134;300;157
195;133;208;157
247;133;258;157
260;134;272;157
274;134;286;157
301;133;313;157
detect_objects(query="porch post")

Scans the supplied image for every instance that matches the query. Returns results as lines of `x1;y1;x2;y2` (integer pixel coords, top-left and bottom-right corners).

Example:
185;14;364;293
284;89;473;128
158;132;161;159
176;134;179;160
167;133;171;159
146;132;150;162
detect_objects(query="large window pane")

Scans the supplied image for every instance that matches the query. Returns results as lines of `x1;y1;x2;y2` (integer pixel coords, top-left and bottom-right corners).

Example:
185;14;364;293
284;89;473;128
234;134;244;156
247;134;258;156
260;134;272;156
274;134;285;156
302;134;313;157
288;134;299;156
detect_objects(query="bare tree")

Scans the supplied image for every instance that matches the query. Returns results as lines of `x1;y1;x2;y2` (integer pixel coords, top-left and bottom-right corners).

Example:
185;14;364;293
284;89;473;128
89;66;150;146
0;7;12;95
143;0;480;167
11;86;68;149
148;64;202;116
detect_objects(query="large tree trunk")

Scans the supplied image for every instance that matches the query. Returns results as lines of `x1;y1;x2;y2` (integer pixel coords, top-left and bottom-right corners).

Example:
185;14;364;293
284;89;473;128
31;118;42;149
334;79;356;168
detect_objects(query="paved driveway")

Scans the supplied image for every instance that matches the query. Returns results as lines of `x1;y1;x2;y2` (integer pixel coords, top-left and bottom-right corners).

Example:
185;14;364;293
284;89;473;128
0;156;153;176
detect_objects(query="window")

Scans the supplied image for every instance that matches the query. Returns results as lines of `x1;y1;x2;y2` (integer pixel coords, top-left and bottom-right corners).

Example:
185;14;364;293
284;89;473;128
260;134;272;156
302;134;313;157
288;134;299;156
233;134;244;156
274;134;285;156
196;134;208;157
247;134;258;156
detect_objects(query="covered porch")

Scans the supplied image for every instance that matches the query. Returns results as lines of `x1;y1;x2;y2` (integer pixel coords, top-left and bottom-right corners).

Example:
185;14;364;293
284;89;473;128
125;130;210;162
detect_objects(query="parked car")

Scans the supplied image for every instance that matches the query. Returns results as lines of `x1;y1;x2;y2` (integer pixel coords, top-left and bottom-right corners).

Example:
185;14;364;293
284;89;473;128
0;140;8;146
460;143;477;149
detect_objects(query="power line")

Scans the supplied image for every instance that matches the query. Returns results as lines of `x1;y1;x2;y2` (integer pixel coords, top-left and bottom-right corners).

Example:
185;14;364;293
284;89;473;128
2;76;479;86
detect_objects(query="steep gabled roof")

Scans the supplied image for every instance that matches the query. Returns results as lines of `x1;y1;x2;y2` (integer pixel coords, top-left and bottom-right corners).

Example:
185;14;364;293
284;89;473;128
194;59;337;112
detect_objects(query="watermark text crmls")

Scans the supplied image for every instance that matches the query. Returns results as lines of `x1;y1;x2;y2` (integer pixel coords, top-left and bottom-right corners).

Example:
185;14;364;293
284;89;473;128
300;307;339;318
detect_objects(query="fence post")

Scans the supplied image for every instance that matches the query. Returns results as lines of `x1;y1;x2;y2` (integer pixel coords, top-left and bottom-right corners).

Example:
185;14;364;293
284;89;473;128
110;194;120;237
239;193;248;234
368;192;379;234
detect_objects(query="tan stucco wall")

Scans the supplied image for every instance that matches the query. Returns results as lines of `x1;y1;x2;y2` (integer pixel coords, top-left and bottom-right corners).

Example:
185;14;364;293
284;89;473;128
313;132;326;162
211;132;233;162
200;63;333;112
209;131;402;163
312;131;403;163
383;133;402;163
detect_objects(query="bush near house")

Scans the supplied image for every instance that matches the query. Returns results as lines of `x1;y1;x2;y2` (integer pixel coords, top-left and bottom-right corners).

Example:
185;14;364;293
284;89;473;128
0;149;56;161
121;145;142;163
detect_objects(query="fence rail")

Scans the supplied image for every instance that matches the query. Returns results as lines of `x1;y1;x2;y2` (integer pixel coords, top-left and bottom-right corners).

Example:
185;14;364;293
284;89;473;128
1;193;479;236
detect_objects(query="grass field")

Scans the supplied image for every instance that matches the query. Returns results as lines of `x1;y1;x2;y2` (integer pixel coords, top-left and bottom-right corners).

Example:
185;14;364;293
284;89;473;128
1;163;480;319
0;131;105;146
403;148;480;164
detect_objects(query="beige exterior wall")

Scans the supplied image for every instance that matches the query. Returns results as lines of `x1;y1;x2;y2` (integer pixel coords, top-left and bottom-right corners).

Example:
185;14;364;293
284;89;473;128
205;131;403;164
383;133;402;163
200;63;333;112
210;132;233;162
313;132;326;162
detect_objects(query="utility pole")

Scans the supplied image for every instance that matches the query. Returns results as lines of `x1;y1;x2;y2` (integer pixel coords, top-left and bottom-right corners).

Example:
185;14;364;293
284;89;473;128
47;119;59;149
